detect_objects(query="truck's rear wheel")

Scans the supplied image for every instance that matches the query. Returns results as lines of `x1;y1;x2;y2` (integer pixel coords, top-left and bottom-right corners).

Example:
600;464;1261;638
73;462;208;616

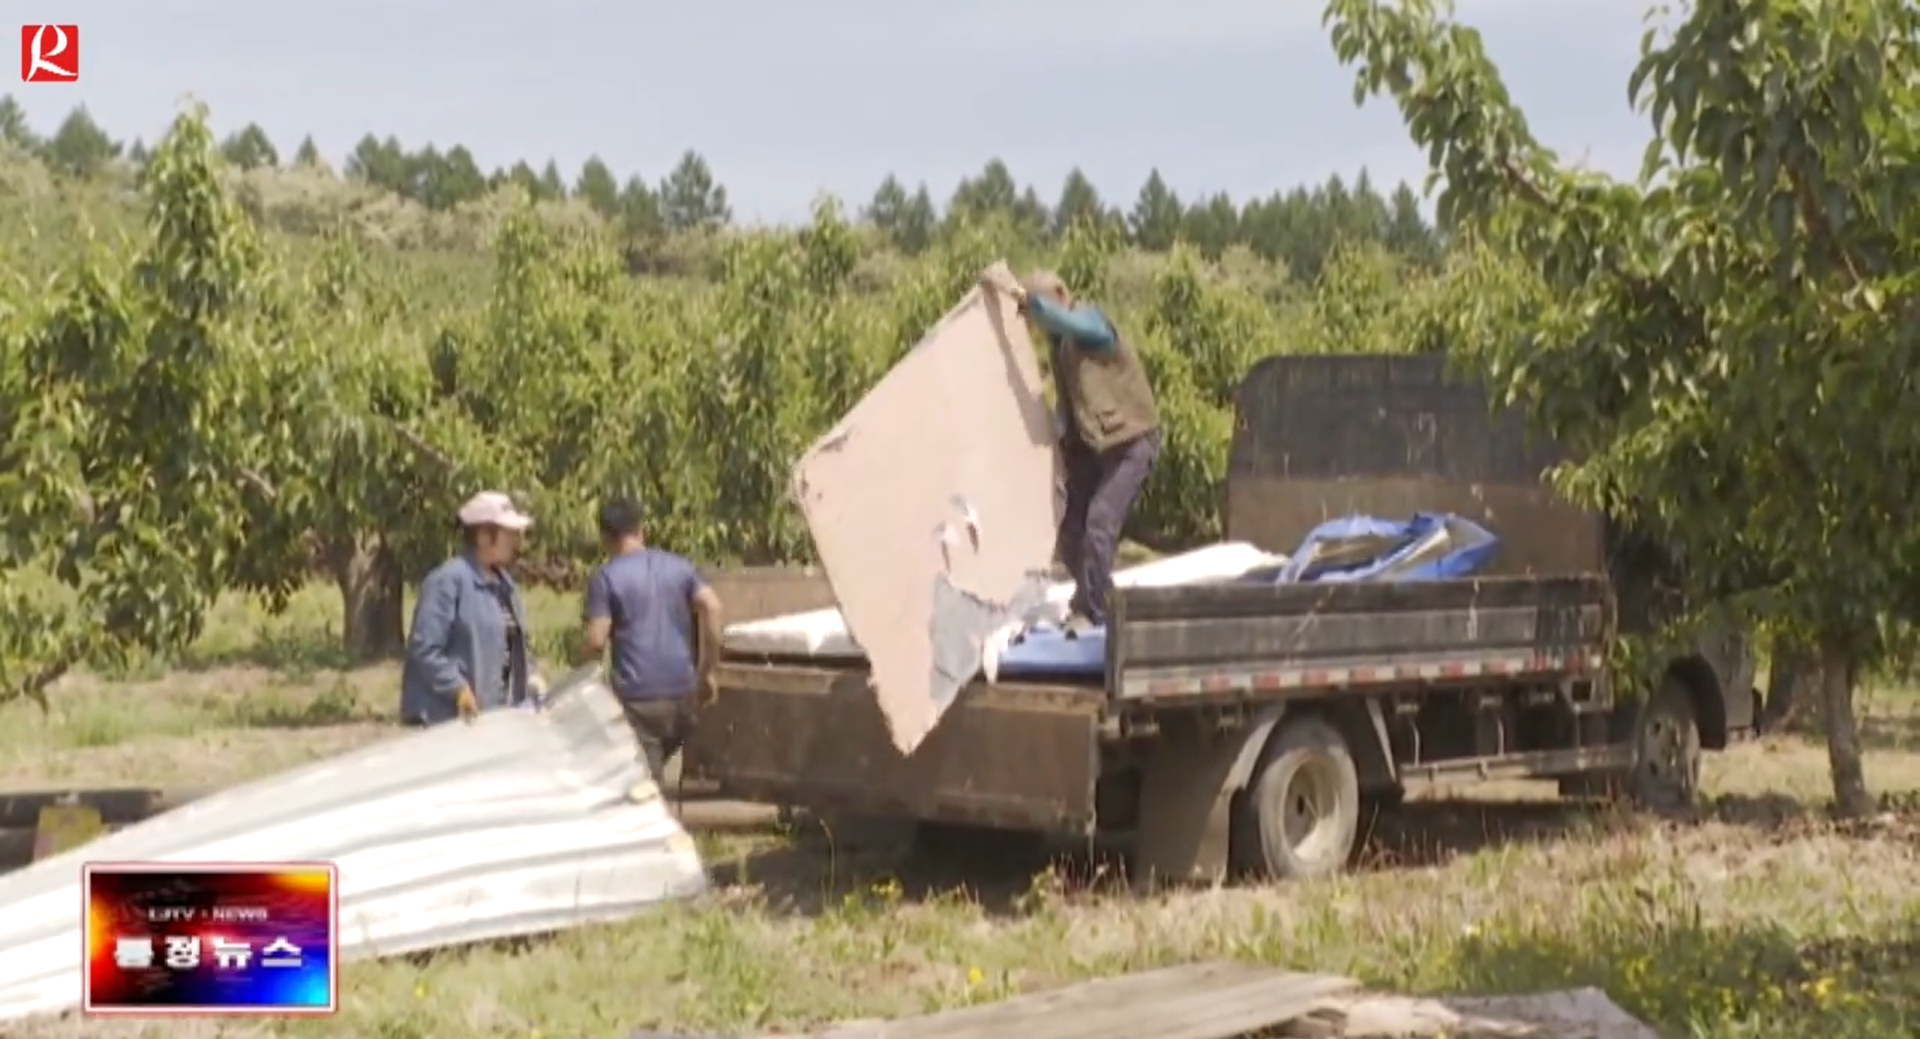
1629;677;1702;810
1231;716;1361;881
1558;678;1704;807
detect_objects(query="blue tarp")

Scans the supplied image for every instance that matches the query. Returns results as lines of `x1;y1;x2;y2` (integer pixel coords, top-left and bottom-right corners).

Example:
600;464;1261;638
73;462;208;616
1277;511;1498;584
994;512;1500;680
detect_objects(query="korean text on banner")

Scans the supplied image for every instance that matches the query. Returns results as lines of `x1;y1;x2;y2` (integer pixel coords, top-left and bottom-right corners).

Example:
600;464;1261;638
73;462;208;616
82;862;338;1016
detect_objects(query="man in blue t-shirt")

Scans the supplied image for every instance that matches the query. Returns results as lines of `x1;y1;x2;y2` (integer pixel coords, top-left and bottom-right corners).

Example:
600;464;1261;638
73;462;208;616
578;497;725;778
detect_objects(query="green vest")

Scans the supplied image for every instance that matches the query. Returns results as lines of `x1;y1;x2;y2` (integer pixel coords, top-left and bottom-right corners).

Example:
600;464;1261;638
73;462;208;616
1051;317;1160;452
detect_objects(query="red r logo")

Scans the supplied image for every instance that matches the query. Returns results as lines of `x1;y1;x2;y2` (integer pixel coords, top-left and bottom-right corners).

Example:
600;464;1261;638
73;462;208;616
21;24;80;82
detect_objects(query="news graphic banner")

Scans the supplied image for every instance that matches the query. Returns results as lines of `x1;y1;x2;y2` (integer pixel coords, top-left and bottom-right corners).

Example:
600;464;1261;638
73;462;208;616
83;863;338;1015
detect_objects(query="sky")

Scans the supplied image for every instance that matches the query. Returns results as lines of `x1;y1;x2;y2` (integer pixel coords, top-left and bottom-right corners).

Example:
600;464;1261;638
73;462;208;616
11;1;1656;225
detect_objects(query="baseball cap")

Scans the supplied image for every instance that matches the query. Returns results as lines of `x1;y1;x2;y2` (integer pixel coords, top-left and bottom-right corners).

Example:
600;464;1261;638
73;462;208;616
456;491;533;531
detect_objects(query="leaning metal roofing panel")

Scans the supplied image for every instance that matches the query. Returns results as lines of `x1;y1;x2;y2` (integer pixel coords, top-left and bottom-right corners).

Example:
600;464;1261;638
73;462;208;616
0;671;708;1024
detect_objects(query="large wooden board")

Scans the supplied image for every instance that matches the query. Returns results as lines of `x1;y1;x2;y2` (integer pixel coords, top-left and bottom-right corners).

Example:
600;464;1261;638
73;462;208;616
793;261;1061;754
792;963;1357;1039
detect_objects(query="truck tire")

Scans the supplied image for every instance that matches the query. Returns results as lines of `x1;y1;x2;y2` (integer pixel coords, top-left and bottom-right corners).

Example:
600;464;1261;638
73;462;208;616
1231;716;1362;881
1629;677;1702;811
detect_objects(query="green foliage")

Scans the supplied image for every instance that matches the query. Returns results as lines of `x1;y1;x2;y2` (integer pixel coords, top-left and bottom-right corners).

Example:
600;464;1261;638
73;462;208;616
0;106;284;701
1325;0;1920;813
39;106;119;180
0;100;1512;700
219;123;279;171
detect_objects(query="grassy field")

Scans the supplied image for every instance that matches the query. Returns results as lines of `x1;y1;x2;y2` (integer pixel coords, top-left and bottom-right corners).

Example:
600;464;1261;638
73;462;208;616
1;583;1916;1039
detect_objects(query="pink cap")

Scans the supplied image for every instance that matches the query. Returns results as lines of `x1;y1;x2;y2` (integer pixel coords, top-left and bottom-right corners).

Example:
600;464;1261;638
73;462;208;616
455;491;533;531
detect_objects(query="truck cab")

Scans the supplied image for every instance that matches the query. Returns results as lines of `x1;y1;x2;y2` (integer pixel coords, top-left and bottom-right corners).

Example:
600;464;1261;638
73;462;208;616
686;354;1758;881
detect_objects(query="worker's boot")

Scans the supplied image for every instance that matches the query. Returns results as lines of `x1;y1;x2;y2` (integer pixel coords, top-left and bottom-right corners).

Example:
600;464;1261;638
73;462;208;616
1060;612;1097;638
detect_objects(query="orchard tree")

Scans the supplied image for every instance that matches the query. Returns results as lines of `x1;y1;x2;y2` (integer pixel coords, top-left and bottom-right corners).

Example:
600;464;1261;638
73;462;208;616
1133;241;1279;548
1325;0;1920;815
425;208;641;568
270;230;511;661
690;227;832;562
0;106;304;703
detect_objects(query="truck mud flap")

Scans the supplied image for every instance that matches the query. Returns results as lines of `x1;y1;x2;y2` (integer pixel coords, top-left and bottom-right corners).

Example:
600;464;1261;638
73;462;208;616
686;664;1102;834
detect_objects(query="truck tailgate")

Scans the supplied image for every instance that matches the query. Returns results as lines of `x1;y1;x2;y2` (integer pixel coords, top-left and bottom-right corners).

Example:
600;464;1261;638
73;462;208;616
684;663;1105;832
1108;574;1610;702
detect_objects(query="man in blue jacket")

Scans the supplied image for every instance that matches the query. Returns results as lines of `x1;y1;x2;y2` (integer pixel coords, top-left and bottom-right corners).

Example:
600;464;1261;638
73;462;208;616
983;269;1162;632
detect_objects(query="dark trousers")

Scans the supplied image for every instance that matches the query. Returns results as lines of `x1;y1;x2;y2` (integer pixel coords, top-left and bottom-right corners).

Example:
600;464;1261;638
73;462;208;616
1058;429;1162;626
620;698;694;779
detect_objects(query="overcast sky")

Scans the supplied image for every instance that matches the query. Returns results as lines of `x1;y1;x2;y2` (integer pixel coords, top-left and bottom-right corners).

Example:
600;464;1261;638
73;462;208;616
13;1;1654;223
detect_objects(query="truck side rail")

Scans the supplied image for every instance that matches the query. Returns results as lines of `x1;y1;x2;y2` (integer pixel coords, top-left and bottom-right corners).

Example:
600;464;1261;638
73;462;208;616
1107;574;1612;703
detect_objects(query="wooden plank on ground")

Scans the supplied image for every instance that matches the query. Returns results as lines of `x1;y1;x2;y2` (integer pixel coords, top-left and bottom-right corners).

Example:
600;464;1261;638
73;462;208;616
0;787;210;829
32;804;104;860
802;962;1358;1039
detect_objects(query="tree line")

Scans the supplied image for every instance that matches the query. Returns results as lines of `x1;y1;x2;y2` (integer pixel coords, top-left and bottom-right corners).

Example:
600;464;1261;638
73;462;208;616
0;97;1439;283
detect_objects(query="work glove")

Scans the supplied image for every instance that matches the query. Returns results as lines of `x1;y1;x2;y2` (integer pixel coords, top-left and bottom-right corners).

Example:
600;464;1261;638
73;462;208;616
455;686;479;722
979;269;1025;302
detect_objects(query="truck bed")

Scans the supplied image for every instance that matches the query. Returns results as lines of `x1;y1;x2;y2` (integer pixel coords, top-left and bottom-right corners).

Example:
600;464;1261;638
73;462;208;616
687;662;1106;831
687;573;1612;832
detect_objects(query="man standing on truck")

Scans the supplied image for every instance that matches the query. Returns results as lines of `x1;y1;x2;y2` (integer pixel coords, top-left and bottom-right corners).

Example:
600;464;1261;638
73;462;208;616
577;497;726;778
983;269;1162;632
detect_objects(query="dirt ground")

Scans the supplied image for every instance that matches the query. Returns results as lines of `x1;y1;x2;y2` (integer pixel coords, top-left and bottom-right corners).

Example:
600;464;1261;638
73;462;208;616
1;584;1915;1039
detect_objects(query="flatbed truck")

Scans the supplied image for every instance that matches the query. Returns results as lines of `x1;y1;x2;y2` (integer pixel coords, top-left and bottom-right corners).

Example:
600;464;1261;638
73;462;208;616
686;354;1759;881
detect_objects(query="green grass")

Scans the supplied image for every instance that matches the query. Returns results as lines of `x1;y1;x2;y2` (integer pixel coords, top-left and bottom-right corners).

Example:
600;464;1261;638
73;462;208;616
3;584;1917;1039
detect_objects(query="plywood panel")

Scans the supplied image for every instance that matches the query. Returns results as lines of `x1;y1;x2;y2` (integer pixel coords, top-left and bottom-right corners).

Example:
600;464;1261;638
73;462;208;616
793;263;1062;754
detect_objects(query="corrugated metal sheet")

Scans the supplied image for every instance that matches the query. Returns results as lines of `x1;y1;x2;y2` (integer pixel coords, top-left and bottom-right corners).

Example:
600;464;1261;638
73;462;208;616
0;671;708;1024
